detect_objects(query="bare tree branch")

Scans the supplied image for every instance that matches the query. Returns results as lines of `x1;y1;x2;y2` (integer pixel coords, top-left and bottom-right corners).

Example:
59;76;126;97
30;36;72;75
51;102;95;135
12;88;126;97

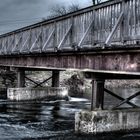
49;4;80;18
68;4;80;13
92;0;103;5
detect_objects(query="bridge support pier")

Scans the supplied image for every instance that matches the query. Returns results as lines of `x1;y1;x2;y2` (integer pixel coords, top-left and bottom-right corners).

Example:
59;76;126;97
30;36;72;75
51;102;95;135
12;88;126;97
91;79;105;110
75;108;140;134
52;71;60;87
17;69;25;88
7;69;68;101
7;87;68;101
75;71;140;134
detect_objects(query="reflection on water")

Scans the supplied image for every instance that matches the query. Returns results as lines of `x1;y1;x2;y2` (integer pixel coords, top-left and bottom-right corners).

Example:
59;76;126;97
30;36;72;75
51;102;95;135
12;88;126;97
0;88;140;139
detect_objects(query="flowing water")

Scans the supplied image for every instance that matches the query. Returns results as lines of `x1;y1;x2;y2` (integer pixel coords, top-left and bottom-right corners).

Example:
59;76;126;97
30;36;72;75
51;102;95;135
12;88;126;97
0;88;140;140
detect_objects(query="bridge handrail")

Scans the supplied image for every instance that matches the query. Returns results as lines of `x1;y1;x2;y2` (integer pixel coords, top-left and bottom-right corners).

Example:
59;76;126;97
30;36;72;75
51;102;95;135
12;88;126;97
0;0;122;38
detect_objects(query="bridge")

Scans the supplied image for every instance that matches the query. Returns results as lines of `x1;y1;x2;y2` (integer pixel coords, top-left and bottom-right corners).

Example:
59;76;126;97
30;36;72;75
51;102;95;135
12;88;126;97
0;0;140;72
1;0;140;134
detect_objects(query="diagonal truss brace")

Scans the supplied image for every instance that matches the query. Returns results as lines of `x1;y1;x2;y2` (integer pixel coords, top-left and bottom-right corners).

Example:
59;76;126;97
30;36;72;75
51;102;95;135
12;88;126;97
105;12;124;45
78;19;94;48
112;90;140;109
7;36;15;54
2;39;8;54
20;35;30;53
57;24;72;50
30;31;42;52
25;76;40;86
25;76;52;88
104;88;138;108
42;29;55;51
20;29;32;53
34;76;52;88
12;35;22;53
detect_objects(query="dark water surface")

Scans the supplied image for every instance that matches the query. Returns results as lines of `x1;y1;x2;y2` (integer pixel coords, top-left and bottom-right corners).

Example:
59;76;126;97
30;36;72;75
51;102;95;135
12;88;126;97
0;88;140;140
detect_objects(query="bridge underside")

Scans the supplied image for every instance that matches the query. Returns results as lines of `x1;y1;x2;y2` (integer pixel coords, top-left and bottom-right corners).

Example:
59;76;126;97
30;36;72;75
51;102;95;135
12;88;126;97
0;48;140;73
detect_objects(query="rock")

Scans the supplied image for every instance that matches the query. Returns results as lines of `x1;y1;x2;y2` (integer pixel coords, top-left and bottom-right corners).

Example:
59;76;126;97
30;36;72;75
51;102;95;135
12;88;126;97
64;74;86;97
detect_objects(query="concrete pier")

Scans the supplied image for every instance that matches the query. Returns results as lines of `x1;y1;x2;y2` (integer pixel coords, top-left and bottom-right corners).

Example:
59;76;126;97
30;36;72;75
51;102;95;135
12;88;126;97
75;109;140;134
7;87;68;101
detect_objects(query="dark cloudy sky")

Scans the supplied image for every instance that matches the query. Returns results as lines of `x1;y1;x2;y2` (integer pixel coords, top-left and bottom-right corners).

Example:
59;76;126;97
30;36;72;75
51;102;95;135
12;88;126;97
0;0;92;34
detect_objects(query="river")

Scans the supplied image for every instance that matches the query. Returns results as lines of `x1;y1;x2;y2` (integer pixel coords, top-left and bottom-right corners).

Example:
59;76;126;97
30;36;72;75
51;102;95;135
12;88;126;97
0;88;140;140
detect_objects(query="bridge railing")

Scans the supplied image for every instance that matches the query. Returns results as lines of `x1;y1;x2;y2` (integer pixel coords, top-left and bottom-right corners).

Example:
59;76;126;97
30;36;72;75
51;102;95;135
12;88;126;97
0;0;140;55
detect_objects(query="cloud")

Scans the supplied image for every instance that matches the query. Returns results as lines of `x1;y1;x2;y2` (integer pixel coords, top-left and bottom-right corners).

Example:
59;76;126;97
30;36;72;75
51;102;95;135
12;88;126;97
0;0;92;34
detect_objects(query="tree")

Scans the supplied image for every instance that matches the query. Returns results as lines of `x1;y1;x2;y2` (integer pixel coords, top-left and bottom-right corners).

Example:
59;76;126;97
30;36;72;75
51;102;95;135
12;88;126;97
51;5;67;17
92;0;103;5
49;4;80;18
68;4;80;13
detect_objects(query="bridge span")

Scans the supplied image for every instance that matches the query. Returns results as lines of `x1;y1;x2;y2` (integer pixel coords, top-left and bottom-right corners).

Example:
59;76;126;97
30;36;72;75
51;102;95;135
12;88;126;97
1;0;140;135
0;0;139;72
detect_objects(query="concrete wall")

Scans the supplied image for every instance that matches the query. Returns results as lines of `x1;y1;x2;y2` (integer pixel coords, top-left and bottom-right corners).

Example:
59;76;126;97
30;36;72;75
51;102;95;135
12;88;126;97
8;87;68;101
75;109;140;134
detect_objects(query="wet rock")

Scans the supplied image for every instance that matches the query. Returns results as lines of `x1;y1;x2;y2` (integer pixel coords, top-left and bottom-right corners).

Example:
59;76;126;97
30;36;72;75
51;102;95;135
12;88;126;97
63;74;86;97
